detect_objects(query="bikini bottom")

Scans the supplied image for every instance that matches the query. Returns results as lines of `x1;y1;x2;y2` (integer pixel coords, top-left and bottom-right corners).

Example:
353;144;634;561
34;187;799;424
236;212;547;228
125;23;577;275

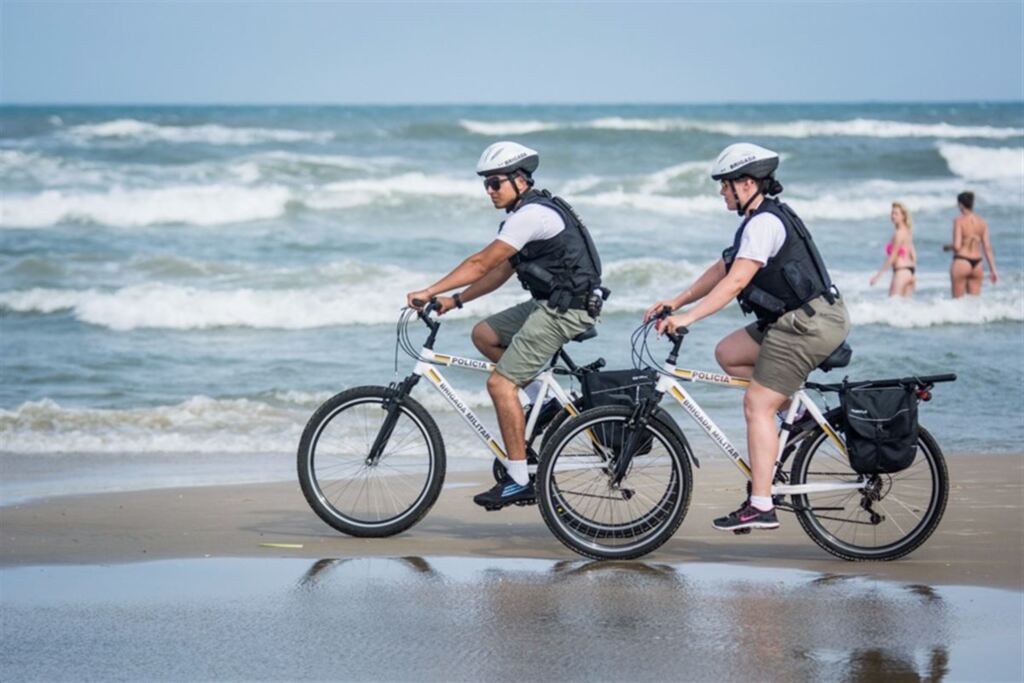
893;266;916;275
953;255;982;268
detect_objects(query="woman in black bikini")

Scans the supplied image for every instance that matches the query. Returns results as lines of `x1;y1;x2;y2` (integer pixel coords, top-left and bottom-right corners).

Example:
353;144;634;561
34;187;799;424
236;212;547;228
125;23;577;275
950;191;999;298
869;201;916;297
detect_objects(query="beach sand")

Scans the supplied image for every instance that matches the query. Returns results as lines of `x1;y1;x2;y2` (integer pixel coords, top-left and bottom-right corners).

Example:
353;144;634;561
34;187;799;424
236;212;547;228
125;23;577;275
3;453;1022;681
3;453;1021;590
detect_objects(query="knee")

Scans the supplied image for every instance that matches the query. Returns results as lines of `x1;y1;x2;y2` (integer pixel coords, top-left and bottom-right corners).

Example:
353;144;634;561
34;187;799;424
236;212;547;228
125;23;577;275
487;372;517;399
714;339;730;369
472;322;495;351
743;388;776;422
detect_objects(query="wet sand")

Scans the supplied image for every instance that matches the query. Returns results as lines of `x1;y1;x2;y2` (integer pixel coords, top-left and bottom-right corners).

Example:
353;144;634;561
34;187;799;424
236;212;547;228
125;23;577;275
2;556;1021;681
2;454;1021;590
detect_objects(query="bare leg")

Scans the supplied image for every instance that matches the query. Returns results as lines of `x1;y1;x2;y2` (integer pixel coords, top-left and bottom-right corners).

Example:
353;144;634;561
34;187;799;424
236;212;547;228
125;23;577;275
487;372;526;461
744;380;789;498
472;321;505;362
966;265;984;296
950;261;969;298
715;327;760;379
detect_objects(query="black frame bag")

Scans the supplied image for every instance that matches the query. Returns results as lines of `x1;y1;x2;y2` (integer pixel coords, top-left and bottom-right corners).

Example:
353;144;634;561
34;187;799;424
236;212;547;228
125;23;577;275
840;383;919;474
581;369;658;455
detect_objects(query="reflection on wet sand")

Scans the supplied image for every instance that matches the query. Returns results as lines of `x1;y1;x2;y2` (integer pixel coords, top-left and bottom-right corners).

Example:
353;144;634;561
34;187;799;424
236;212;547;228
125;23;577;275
2;557;1018;681
284;556;1010;681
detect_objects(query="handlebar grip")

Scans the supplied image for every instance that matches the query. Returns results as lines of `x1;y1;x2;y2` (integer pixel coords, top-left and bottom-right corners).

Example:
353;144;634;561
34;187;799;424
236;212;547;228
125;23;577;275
412;298;426;307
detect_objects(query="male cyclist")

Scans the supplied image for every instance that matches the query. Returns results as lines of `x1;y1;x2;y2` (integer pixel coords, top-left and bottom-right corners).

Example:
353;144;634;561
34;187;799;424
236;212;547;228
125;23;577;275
407;142;605;510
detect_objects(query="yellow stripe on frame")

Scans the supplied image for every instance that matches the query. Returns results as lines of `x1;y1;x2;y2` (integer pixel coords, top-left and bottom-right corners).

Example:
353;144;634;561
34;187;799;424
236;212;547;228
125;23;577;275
488;440;506;459
433;354;451;364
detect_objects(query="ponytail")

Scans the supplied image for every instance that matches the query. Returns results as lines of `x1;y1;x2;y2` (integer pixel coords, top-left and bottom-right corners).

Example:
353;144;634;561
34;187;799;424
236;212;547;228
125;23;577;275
761;176;784;196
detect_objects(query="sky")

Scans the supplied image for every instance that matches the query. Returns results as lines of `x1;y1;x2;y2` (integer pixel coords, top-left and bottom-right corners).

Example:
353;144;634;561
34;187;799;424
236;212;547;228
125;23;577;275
2;1;1022;104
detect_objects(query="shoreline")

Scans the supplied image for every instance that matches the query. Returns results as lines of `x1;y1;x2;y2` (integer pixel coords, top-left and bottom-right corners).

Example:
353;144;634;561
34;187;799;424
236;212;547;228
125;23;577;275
2;453;1021;590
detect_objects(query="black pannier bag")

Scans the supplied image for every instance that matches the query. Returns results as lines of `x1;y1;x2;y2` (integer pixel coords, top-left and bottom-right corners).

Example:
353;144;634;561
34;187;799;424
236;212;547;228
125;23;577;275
581;369;659;455
840;383;919;474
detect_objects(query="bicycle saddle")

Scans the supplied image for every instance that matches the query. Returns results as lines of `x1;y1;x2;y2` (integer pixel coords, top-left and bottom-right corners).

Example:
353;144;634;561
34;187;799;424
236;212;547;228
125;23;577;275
571;327;598;343
817;340;852;371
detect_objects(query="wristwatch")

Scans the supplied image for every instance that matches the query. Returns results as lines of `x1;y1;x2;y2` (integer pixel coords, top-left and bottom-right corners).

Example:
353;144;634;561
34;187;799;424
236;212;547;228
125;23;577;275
452;292;464;309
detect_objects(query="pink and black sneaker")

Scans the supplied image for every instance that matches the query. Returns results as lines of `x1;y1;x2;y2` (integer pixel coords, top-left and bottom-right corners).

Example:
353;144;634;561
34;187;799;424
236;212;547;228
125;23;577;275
712;500;780;531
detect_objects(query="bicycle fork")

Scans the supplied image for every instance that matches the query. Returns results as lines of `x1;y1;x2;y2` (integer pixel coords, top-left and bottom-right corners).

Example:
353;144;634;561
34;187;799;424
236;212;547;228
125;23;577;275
366;373;421;466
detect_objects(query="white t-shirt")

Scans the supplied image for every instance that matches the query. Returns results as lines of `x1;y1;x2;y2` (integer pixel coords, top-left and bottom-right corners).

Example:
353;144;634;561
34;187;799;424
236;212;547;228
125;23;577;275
735;213;787;266
496;203;564;251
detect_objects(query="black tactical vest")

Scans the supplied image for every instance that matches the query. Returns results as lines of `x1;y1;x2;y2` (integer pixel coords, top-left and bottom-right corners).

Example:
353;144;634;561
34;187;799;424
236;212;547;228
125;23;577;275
500;189;603;308
722;198;835;323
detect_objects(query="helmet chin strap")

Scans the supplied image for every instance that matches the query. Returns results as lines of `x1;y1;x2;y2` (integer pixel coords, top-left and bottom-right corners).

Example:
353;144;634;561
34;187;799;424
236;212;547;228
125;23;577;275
729;179;763;217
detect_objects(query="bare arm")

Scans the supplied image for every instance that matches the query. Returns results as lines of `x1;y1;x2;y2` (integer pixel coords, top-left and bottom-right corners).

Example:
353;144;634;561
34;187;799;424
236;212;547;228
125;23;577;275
407;240;518;307
870;249;895;285
664;258;760;332
982;221;999;282
460;261;515;303
644;259;727;321
952;219;964;252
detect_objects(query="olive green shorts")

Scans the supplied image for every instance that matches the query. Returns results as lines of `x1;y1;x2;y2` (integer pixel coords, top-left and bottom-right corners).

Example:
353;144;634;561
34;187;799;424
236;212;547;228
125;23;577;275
745;296;851;397
485;299;597;386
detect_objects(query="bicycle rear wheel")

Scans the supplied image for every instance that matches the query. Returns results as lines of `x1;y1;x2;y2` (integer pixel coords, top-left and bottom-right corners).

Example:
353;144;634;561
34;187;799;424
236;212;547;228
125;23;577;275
298;386;446;537
789;424;948;561
536;406;692;560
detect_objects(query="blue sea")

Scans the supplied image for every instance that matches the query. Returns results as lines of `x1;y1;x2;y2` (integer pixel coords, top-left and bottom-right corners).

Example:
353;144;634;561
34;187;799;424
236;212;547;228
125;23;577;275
1;103;1022;501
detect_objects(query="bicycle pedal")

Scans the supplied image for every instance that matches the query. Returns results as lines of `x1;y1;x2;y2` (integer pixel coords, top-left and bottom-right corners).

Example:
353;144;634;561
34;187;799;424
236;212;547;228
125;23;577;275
733;528;753;535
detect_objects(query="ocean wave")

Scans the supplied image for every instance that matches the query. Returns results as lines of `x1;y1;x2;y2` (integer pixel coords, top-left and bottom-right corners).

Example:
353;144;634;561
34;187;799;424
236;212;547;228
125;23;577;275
0;184;292;228
305;172;481;209
937;143;1024;181
0;397;303;454
64;118;333;145
0;390;500;455
845;292;1023;328
458;119;562;135
0;257;694;330
459;117;1023;139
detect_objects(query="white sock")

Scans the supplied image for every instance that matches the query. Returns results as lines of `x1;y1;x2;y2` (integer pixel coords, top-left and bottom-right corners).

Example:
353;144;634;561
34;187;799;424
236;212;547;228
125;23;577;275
523;380;544;405
506;459;530;486
750;495;774;512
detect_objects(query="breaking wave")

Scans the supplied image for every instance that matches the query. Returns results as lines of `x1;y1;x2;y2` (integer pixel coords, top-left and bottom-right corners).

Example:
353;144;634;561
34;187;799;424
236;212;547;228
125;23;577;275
459;117;1024;139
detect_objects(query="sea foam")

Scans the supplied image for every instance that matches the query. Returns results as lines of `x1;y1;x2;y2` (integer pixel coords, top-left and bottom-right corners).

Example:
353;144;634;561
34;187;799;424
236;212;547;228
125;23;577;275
64;119;333;145
0;184;291;228
459;117;1024;139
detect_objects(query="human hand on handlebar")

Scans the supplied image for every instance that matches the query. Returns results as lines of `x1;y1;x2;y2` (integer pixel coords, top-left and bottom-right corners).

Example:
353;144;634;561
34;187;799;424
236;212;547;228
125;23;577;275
406;290;433;310
433;296;458;316
643;300;677;323
657;313;691;337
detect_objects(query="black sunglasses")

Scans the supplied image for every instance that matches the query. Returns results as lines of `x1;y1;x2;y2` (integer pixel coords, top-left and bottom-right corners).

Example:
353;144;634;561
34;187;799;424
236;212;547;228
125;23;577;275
483;176;511;192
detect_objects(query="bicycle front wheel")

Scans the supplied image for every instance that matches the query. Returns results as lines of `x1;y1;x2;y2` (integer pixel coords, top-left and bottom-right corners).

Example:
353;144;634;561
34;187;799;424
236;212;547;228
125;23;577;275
297;386;446;537
790;424;948;561
536;406;692;560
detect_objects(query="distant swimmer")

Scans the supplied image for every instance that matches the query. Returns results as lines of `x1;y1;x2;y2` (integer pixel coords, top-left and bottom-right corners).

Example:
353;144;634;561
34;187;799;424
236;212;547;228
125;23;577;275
869;202;917;297
947;191;998;298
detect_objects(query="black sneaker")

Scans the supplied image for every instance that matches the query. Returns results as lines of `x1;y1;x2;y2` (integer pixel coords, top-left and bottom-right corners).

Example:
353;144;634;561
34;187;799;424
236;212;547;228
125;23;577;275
712;500;780;532
473;477;536;511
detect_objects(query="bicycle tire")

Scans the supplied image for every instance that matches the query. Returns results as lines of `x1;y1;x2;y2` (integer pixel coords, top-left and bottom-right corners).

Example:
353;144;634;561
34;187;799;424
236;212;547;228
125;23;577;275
536;406;692;560
790;423;948;561
297;386;446;537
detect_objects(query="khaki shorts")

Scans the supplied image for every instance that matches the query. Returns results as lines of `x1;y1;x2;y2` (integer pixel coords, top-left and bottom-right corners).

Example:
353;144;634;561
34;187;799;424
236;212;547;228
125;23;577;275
485;299;596;386
745;296;851;397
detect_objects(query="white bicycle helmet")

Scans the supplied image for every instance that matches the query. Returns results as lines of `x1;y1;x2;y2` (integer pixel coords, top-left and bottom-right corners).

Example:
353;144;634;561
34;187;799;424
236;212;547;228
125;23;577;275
711;143;779;181
476;141;540;177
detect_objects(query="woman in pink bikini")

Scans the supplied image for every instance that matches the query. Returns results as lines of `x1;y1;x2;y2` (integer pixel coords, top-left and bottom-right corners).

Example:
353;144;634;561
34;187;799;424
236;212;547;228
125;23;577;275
949;191;999;297
869;201;917;297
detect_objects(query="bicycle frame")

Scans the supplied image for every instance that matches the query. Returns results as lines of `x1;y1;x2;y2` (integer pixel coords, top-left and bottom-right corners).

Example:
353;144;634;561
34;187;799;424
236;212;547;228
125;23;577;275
654;364;859;497
412;348;579;469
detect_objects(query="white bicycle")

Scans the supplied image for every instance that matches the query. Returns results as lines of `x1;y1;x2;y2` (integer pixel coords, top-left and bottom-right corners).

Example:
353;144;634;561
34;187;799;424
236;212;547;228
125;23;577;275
535;310;956;561
297;300;603;537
